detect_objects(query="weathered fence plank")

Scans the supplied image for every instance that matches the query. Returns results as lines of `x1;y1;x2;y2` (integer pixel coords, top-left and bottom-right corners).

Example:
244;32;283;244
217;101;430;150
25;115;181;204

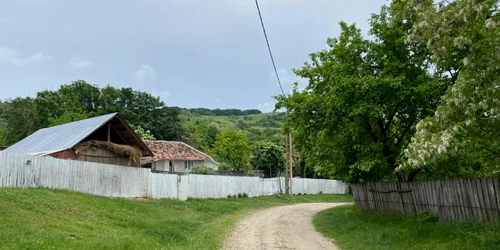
352;178;500;222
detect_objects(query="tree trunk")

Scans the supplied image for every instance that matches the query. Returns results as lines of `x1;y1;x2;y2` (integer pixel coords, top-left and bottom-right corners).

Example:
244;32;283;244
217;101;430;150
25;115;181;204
407;168;421;182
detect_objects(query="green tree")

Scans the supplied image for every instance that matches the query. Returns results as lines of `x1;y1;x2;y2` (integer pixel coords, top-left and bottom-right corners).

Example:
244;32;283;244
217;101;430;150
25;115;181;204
184;124;207;150
276;1;447;182
200;124;220;149
131;125;156;140
402;0;500;178
48;111;88;127
213;129;251;172
1;80;184;145
2;97;39;144
250;141;285;177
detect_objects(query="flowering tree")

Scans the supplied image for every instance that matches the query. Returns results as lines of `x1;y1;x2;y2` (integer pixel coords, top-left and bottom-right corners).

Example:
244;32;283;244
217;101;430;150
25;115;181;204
276;0;448;182
401;0;500;178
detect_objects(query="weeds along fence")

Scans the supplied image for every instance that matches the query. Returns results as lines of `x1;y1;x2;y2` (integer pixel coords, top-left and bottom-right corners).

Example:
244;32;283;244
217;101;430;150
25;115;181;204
351;179;500;222
0;152;347;200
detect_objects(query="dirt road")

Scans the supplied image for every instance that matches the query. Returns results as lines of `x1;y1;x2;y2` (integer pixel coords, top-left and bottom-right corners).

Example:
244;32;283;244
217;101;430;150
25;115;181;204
224;203;347;250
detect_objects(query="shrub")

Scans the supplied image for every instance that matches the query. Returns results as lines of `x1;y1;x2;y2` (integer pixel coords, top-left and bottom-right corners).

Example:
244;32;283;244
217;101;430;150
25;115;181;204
242;193;248;198
192;165;215;175
227;195;232;198
318;191;323;195
418;211;438;223
237;193;243;198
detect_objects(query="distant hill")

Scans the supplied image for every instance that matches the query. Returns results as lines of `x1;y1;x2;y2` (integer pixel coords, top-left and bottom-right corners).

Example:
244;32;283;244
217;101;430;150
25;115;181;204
179;109;286;131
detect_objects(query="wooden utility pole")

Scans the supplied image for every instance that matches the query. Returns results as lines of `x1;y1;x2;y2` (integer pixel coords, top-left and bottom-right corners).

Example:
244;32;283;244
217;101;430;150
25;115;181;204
285;109;293;195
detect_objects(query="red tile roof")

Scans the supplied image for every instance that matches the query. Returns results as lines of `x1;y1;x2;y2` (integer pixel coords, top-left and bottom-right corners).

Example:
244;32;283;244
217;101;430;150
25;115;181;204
143;140;213;160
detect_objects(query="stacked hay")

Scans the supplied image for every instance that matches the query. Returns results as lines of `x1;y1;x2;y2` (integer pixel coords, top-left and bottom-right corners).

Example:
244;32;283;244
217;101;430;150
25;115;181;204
74;140;143;167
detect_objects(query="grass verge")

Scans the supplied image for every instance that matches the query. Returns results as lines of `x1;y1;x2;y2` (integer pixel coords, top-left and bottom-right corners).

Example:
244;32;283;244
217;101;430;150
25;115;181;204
314;205;500;250
0;188;352;250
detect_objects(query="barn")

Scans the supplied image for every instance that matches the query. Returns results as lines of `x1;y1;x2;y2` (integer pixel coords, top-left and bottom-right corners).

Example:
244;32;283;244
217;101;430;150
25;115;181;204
3;113;152;167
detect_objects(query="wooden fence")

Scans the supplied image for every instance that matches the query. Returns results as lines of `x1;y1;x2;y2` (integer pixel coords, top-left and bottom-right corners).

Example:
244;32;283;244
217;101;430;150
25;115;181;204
351;179;500;221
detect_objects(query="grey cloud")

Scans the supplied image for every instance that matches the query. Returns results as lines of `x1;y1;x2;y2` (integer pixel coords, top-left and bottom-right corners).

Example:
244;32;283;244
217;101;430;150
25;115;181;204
0;47;52;66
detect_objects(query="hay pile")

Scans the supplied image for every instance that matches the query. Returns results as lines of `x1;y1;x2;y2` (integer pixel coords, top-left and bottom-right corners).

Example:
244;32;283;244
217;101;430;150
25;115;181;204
74;140;143;167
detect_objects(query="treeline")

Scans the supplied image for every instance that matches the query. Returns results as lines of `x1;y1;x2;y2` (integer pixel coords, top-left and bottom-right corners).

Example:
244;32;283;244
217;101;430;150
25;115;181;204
0;80;183;145
0;81;292;177
176;108;262;116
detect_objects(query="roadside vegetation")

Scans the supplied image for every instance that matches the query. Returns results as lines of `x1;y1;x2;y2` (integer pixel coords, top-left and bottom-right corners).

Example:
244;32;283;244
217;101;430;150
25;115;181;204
0;188;352;250
314;205;500;250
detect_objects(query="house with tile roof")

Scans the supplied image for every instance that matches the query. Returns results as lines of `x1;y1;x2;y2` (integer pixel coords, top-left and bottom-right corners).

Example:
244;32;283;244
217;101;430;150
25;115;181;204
141;140;219;173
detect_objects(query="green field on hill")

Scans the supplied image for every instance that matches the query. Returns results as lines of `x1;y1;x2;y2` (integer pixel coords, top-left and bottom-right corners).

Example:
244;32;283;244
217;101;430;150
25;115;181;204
0;188;351;250
179;110;285;131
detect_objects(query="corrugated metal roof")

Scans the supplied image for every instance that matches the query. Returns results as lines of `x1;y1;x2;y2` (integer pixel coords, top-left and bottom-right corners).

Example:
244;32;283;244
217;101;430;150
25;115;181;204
4;113;117;155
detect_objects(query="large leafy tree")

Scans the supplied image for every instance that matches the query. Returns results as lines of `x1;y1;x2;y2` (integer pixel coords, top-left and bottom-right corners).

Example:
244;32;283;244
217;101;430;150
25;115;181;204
213;129;251;172
402;0;500;178
250;141;285;176
1;80;184;144
276;0;448;182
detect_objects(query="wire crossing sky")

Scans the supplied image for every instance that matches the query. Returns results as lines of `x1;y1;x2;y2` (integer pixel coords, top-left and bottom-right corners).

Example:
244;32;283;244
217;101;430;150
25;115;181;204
0;0;385;112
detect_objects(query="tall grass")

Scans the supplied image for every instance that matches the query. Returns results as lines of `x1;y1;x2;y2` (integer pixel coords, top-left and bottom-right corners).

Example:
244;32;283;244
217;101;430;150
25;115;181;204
314;205;500;250
0;188;352;249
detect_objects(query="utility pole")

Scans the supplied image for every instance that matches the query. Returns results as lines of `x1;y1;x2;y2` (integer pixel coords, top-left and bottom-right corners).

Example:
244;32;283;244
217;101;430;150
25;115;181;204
285;109;293;195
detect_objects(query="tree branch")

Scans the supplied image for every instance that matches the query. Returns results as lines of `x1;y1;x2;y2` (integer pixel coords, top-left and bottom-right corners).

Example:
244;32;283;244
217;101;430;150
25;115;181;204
396;122;413;147
385;103;400;131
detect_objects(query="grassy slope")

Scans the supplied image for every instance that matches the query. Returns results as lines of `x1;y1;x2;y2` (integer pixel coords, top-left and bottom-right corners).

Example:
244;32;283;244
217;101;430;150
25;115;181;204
314;205;500;250
179;111;284;131
0;188;352;250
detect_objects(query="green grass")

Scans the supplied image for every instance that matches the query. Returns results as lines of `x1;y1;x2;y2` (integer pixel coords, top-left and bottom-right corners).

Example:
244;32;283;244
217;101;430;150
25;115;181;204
0;188;352;250
314;205;500;250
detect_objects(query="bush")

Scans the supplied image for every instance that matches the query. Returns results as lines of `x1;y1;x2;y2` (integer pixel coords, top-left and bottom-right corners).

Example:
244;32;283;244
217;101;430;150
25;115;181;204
192;165;215;175
242;193;248;198
247;170;255;177
237;193;243;198
227;195;232;198
417;211;438;223
318;191;323;195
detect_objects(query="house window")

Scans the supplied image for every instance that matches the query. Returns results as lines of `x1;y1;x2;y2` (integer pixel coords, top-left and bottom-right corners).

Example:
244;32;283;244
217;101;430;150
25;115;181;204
184;161;193;170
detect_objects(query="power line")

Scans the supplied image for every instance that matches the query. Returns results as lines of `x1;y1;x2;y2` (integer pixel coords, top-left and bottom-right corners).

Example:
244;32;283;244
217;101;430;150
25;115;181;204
254;0;285;95
254;0;293;195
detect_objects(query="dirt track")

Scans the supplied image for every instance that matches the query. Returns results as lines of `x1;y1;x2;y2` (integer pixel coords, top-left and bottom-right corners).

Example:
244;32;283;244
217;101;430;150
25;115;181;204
224;203;347;250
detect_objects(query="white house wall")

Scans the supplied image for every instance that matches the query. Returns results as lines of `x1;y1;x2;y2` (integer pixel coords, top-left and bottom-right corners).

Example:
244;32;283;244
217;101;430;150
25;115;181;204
0;152;348;200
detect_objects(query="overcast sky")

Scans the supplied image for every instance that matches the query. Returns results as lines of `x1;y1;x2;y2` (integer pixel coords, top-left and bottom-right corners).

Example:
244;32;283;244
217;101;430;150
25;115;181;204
0;0;385;112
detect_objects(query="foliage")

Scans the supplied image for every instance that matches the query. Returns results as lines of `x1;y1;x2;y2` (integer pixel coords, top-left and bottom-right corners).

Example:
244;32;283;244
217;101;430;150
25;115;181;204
183;123;221;151
0;126;6;146
131;125;156;140
213;129;251;172
250;141;285;173
402;0;500;178
0;80;183;144
276;0;447;182
0;188;352;250
181;108;262;116
48;111;88;127
192;165;215;175
314;205;500;250
2;97;39;144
